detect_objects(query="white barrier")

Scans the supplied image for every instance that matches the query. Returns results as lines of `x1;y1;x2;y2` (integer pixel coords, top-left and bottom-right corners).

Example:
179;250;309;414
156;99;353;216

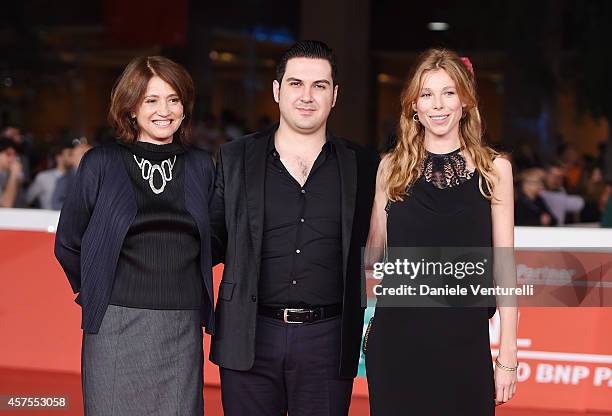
1;208;611;247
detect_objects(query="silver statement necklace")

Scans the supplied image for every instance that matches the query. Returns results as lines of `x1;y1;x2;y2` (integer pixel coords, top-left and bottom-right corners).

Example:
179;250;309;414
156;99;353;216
133;155;177;194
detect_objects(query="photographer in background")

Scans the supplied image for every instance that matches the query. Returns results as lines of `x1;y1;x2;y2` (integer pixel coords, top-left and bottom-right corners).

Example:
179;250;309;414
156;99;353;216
0;138;24;208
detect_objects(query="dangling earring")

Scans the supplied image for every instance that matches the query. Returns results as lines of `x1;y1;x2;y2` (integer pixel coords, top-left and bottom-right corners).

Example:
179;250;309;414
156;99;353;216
412;113;419;122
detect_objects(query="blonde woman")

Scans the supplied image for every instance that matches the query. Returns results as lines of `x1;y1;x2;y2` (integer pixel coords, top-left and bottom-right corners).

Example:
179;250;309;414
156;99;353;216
364;49;518;415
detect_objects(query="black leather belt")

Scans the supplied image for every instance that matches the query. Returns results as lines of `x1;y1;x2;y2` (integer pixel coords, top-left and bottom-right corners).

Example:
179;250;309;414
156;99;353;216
258;304;342;323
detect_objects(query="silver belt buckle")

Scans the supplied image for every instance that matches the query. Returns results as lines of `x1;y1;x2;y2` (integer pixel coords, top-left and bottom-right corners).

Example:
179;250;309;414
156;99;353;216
283;308;306;324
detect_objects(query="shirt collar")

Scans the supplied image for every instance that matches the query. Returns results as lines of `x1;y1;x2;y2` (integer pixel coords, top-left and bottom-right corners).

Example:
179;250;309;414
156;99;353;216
267;134;333;157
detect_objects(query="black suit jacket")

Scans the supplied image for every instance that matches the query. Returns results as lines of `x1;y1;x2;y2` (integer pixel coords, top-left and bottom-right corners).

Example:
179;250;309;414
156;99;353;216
209;125;378;378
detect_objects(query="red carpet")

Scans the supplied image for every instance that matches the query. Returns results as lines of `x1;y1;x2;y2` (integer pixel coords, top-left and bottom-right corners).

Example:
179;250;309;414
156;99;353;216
1;368;609;416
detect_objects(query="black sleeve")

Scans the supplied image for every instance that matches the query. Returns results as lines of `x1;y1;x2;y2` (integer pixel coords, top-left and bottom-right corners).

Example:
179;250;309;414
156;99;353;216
54;150;101;293
209;148;227;265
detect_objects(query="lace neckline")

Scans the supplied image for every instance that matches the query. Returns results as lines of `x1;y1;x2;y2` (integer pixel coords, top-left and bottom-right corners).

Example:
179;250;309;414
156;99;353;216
420;148;474;189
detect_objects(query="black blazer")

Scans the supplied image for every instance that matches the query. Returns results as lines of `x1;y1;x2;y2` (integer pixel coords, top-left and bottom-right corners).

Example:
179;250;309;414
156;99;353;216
54;142;216;334
209;125;378;378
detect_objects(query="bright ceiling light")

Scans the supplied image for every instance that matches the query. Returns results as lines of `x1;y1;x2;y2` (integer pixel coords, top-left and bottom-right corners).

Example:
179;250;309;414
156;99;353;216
427;22;450;31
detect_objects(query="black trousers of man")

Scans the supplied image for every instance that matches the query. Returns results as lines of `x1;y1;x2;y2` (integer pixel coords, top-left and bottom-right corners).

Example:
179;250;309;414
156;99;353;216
220;315;353;416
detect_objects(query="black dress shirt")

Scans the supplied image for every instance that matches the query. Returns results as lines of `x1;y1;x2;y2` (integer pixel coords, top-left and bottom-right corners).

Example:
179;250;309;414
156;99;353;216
258;137;343;307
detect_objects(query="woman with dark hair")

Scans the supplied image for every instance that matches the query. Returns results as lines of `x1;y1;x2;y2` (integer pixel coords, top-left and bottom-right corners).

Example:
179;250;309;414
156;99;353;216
364;49;518;415
55;56;215;415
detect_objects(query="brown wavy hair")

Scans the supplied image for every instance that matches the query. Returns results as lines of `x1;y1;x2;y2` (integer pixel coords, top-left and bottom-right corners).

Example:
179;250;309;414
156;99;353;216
108;56;194;144
382;48;500;201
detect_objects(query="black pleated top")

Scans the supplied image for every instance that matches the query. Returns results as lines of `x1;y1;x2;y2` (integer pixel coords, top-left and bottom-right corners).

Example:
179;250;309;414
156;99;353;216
109;140;202;310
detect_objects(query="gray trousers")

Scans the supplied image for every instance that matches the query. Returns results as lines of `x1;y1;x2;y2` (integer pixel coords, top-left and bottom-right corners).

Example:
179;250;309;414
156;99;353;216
82;305;203;416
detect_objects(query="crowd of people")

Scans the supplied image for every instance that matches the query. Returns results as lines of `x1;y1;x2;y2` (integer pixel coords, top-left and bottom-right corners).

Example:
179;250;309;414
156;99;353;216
0;111;250;211
1;115;611;228
512;142;612;227
0;129;92;210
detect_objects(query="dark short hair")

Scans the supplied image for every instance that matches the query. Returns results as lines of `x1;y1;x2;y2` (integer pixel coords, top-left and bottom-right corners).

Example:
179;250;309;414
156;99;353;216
545;160;564;171
0;137;16;153
275;40;337;85
50;142;73;158
108;56;195;144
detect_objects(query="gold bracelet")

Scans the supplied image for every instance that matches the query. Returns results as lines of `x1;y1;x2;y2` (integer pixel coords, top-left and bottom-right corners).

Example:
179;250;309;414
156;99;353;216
495;358;518;371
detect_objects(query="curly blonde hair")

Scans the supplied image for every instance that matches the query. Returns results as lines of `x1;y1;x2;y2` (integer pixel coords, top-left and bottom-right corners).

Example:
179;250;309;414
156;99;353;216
382;48;499;201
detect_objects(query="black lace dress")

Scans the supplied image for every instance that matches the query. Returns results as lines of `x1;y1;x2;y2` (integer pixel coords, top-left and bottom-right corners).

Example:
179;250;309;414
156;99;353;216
365;149;495;415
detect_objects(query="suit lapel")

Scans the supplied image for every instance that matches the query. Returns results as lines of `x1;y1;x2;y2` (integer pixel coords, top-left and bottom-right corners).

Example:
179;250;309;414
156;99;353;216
244;129;272;275
332;137;357;284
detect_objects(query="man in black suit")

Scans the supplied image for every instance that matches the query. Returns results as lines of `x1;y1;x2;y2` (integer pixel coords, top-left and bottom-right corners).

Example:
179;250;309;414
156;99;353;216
209;40;378;416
